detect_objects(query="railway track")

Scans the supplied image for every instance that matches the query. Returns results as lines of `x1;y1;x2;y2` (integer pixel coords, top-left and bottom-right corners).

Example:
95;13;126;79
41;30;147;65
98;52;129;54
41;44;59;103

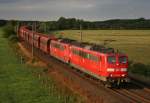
111;88;150;103
22;42;150;103
76;69;150;103
131;79;150;93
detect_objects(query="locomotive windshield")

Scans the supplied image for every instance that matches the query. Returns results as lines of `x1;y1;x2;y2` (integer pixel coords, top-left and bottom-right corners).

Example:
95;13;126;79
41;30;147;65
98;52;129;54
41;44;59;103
119;56;127;64
107;56;116;63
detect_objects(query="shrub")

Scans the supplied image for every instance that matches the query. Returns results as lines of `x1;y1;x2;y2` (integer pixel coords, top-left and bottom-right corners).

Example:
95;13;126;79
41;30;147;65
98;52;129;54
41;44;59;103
2;24;15;38
8;35;18;42
129;62;150;77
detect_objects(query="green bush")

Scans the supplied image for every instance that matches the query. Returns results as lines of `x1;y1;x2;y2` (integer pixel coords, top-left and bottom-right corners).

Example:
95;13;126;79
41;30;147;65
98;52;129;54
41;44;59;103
2;24;16;38
8;35;18;42
129;62;150;77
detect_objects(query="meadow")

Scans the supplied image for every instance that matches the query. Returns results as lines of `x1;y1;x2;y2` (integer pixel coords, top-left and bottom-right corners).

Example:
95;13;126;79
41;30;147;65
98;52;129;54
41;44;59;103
0;28;81;103
54;30;150;65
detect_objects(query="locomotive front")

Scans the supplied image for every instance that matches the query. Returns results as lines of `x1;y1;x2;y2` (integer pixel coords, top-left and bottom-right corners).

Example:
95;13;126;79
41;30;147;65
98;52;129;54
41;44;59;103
106;53;129;85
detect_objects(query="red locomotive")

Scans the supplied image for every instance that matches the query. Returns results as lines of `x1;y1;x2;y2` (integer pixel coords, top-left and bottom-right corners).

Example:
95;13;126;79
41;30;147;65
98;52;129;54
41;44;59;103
19;26;129;87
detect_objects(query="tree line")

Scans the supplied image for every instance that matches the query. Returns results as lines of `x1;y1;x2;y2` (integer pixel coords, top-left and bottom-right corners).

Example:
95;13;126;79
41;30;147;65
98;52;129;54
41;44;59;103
38;17;150;31
31;17;150;31
1;17;150;32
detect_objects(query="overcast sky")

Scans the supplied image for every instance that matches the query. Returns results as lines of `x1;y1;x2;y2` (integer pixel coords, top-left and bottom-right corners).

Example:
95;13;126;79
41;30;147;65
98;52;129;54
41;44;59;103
0;0;150;21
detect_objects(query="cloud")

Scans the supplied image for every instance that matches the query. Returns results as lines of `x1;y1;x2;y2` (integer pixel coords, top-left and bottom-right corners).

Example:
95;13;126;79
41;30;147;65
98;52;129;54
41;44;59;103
0;0;150;21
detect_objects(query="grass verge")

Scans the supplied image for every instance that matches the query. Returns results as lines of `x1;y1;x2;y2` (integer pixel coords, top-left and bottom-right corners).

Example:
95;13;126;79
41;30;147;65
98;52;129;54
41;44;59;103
0;28;82;103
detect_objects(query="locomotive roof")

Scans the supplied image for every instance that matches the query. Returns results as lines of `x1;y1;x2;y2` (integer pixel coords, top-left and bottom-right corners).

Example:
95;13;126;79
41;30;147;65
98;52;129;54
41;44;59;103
59;38;114;54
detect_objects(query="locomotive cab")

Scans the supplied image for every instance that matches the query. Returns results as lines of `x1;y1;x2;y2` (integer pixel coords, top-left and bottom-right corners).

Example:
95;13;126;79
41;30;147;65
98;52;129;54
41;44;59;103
106;54;129;85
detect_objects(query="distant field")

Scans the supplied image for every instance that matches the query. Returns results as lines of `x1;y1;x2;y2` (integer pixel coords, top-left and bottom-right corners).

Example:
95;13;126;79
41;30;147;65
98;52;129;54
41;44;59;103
53;30;150;64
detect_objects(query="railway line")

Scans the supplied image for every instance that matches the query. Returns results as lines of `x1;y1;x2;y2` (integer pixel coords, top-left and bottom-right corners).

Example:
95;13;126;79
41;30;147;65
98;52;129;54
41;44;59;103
21;42;150;103
111;88;150;103
131;79;150;93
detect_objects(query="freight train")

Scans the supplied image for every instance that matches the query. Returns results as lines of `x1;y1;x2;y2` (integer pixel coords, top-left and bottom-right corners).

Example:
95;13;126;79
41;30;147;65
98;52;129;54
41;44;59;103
19;26;129;87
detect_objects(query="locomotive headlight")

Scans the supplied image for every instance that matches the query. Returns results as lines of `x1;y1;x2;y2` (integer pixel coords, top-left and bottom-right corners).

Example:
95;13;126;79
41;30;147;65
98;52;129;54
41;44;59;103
121;68;127;72
107;68;115;72
122;74;125;77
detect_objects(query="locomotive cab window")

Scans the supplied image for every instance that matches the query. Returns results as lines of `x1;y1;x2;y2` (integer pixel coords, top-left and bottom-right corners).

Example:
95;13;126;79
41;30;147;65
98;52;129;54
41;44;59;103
107;56;116;63
119;56;127;64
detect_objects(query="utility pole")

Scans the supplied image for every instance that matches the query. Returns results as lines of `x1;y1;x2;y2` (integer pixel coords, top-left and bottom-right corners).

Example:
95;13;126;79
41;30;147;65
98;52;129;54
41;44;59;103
16;22;19;38
35;22;37;32
32;24;34;58
32;22;36;58
80;24;83;42
45;22;47;33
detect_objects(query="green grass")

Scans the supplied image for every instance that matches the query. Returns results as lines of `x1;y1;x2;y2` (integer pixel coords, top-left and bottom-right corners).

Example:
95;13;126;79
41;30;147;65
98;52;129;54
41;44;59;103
0;28;81;103
53;30;150;65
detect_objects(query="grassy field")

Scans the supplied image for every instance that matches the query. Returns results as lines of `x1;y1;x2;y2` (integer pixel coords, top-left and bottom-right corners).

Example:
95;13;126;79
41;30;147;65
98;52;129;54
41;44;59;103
0;28;81;103
54;30;150;65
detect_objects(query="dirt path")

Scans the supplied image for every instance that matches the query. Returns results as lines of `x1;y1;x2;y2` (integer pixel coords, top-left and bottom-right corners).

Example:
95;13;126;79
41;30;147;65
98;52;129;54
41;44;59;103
18;43;47;67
